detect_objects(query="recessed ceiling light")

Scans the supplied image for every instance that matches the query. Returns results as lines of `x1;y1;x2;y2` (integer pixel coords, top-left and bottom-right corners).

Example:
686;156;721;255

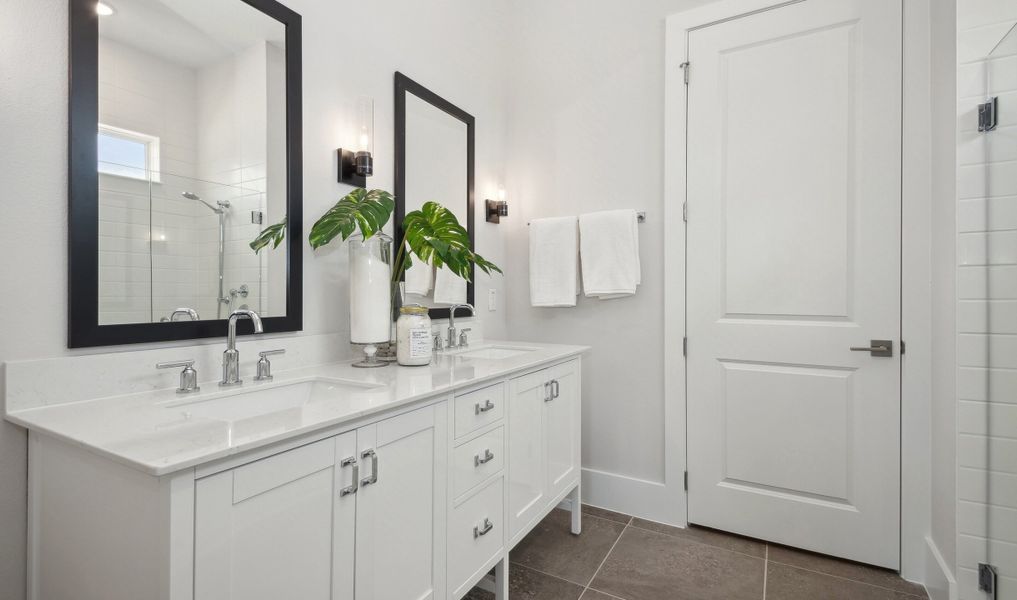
96;2;115;16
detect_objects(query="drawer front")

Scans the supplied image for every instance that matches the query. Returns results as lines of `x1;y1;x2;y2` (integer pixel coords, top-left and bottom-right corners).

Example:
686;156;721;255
454;382;505;438
449;477;504;597
453;426;505;498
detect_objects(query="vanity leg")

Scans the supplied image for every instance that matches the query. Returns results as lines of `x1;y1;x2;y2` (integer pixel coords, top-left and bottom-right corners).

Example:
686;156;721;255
569;484;582;535
494;555;510;599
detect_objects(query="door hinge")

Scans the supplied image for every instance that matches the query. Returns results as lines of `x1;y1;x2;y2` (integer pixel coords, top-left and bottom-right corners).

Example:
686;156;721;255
682;202;687;222
684;470;689;491
680;61;690;85
900;340;906;355
978;97;998;132
683;337;687;357
979;563;997;597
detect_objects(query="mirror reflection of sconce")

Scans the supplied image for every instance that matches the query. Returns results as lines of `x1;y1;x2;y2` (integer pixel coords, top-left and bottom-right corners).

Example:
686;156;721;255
338;96;374;188
486;187;508;224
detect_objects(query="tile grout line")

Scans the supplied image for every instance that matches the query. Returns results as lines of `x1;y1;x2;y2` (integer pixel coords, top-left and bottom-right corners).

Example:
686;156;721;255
580;517;631;598
767;561;928;597
762;544;768;599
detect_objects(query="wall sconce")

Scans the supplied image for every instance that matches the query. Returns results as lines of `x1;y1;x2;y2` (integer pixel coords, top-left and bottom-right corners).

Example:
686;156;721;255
338;96;374;188
486;187;508;224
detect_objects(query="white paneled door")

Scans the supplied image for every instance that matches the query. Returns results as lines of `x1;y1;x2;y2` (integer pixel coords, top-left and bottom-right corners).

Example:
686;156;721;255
685;0;902;568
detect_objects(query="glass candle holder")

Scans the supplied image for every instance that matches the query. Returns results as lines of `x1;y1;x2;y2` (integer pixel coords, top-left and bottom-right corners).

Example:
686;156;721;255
348;232;392;368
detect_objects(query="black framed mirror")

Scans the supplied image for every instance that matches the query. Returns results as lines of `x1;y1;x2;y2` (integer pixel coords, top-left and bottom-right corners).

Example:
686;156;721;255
68;0;302;348
393;72;475;322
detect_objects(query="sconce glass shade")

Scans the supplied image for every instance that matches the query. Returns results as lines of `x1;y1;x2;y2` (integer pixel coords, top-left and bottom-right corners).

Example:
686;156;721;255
355;96;374;176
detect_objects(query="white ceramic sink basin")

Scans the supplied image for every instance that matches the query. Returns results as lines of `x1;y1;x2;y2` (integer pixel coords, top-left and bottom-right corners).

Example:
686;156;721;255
167;378;381;423
453;345;538;360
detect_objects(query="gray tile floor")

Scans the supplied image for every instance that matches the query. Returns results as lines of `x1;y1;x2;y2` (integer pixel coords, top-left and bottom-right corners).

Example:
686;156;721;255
465;505;929;600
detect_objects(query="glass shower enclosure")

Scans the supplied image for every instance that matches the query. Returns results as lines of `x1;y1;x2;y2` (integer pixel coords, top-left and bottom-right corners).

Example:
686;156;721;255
958;22;1017;600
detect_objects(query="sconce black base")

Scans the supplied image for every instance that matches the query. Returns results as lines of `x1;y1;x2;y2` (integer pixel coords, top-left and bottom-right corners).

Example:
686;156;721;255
486;199;508;224
337;148;366;188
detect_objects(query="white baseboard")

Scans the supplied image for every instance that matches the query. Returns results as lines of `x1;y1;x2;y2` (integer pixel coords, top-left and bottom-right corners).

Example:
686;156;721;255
581;467;684;526
924;536;958;600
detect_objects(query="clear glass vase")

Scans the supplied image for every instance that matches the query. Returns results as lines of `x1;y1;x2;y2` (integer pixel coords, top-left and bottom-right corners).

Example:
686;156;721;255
348;232;392;368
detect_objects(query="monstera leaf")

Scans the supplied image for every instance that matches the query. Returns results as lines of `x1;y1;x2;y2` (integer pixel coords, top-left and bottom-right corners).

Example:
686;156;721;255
396;201;502;283
250;217;287;254
308;188;395;249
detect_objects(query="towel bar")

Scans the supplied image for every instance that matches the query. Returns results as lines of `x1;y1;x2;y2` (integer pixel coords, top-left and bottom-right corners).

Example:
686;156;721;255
528;211;646;225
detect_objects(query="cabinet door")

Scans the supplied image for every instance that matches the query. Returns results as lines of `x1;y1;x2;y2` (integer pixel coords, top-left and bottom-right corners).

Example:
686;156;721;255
195;435;354;600
546;360;581;501
355;403;446;600
507;368;549;544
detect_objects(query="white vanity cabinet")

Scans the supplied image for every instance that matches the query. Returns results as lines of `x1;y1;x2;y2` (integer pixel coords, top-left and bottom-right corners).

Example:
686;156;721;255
507;359;582;546
19;347;584;600
193;404;446;600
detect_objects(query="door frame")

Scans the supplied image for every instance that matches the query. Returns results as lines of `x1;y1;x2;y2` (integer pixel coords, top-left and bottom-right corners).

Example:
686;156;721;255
663;0;935;584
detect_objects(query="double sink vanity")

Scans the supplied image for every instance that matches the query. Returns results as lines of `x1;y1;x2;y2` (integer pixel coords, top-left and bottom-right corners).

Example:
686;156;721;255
6;336;586;600
32;0;589;597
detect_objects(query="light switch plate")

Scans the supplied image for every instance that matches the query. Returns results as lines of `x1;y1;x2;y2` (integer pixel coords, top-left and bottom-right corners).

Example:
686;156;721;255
488;288;497;311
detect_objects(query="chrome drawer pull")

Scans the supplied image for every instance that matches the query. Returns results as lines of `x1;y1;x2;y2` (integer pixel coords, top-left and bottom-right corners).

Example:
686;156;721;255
551;379;560;398
473;518;494;538
360;448;378;486
474;449;495;467
475;399;495;414
544;382;553;402
339;456;359;497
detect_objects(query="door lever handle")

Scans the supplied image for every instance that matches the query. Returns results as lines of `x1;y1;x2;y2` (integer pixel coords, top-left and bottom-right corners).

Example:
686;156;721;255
849;340;893;357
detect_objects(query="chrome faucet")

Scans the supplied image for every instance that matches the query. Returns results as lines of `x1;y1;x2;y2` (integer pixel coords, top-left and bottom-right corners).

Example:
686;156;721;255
220;309;264;386
446;303;475;349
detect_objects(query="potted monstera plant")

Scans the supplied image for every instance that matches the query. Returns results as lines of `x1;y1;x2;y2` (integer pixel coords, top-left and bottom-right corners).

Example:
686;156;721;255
252;189;501;363
251;188;501;294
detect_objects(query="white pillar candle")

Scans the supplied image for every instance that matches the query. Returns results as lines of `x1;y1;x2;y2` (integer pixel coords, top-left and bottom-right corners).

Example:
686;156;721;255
349;237;391;343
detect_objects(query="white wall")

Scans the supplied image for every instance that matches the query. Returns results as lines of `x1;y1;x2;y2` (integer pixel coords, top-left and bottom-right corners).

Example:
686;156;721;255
928;0;959;598
501;0;712;524
955;2;1017;598
0;2;510;598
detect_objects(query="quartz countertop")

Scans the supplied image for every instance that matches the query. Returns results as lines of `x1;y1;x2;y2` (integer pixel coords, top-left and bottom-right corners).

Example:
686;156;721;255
5;341;587;477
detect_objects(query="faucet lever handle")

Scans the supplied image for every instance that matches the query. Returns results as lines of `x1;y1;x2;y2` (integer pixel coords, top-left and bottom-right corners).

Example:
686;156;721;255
255;349;285;382
156;359;195;369
156;360;200;394
459;328;472;347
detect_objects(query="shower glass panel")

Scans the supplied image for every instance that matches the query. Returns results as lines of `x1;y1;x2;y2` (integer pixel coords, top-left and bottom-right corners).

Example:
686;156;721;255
97;164;267;324
960;22;1017;600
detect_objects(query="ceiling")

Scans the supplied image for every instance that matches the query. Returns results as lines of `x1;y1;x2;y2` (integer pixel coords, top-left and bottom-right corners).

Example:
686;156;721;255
99;0;286;69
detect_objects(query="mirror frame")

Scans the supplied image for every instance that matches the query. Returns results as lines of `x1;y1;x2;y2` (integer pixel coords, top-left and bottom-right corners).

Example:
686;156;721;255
67;0;303;348
393;72;476;322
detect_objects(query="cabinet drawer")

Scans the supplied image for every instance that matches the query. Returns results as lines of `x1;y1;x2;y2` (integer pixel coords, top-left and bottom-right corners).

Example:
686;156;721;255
449;477;504;597
454;382;505;438
452;426;504;498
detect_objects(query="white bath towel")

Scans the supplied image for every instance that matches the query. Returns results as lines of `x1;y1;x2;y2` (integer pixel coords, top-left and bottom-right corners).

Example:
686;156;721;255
433;265;468;305
403;258;433;297
579;209;641;299
529;216;578;307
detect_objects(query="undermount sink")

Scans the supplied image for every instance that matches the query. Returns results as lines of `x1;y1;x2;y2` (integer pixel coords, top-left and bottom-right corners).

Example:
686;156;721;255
452;345;538;360
166;378;381;423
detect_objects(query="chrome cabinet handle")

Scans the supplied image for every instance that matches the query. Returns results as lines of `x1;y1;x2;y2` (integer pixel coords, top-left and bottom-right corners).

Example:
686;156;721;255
475;399;495;414
849;339;893;357
360;449;378;487
544;382;553;402
551;379;560;399
339;456;359;497
474;449;495;467
473;518;494;538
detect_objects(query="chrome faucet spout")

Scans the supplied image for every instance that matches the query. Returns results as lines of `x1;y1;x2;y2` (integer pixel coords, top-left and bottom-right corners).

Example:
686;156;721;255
221;309;263;386
446;303;475;349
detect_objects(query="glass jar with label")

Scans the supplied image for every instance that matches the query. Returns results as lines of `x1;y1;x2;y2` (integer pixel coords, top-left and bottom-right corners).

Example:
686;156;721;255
396;305;432;366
